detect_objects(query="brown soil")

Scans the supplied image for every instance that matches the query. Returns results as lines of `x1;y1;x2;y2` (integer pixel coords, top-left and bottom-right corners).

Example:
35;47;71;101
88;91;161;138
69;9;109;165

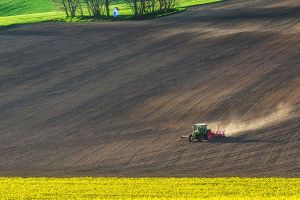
0;0;299;177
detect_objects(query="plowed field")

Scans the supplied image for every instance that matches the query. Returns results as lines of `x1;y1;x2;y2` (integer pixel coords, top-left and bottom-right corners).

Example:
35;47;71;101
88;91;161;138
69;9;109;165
0;0;299;177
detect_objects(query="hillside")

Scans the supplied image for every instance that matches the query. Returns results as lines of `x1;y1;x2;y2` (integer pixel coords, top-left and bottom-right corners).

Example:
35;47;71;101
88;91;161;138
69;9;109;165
0;0;55;17
0;0;299;177
0;0;220;27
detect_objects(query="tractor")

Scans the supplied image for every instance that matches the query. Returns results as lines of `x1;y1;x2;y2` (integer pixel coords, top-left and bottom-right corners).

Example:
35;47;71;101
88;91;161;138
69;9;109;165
182;123;225;142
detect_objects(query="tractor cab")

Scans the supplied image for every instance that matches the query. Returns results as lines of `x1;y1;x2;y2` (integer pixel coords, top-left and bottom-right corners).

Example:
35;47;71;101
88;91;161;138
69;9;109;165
193;123;208;131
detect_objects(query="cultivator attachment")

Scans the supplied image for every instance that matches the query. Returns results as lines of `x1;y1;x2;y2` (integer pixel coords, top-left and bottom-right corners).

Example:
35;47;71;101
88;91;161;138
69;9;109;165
207;125;225;140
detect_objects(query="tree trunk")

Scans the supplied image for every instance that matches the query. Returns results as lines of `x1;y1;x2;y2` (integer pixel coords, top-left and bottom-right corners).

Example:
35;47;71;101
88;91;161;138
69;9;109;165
105;0;110;17
133;0;138;19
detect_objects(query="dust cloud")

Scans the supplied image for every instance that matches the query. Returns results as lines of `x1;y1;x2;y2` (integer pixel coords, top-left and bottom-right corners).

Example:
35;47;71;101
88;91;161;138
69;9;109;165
211;103;296;136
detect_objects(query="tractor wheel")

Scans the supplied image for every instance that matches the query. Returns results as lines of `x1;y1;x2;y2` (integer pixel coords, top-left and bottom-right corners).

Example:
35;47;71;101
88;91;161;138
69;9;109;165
189;134;193;142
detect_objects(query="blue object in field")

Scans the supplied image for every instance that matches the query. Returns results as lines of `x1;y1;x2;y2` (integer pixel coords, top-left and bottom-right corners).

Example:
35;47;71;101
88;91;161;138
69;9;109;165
113;7;120;17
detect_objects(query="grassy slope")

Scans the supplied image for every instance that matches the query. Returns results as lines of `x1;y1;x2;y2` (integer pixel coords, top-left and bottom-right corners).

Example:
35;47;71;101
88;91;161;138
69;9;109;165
178;0;222;7
0;0;221;27
0;12;64;26
0;0;55;17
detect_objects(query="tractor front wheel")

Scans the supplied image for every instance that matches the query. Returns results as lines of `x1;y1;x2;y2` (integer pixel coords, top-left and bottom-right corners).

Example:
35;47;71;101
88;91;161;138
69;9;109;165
189;134;193;142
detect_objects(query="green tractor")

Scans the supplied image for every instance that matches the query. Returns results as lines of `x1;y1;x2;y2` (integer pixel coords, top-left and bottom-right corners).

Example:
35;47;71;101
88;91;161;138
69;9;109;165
189;123;210;142
182;123;225;142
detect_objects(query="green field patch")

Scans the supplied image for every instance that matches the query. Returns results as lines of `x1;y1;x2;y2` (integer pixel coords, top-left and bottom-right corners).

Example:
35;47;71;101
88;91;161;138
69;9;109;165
0;0;221;27
0;11;64;27
0;0;55;17
0;177;299;199
177;0;222;7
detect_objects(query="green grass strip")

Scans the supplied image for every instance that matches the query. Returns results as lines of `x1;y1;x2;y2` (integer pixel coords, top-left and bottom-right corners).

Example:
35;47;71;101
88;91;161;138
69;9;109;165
0;11;64;27
177;0;222;7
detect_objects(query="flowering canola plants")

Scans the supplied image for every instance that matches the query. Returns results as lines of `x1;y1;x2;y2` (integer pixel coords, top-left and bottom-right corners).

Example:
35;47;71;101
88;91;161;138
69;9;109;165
0;177;299;199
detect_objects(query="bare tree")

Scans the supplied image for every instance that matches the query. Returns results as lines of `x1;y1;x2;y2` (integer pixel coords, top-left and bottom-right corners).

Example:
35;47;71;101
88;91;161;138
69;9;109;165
158;0;176;12
59;0;81;17
123;0;138;18
124;0;175;19
105;0;110;17
56;0;175;19
85;0;110;18
85;0;101;17
164;0;176;10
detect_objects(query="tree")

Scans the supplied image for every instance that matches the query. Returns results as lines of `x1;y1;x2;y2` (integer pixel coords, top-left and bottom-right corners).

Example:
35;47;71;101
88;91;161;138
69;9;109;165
85;0;111;18
158;0;176;12
85;0;101;18
105;0;110;17
59;0;81;18
124;0;176;19
56;0;176;19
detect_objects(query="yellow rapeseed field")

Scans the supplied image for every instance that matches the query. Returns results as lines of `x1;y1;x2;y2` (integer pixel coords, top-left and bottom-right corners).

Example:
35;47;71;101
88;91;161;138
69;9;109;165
0;177;299;199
